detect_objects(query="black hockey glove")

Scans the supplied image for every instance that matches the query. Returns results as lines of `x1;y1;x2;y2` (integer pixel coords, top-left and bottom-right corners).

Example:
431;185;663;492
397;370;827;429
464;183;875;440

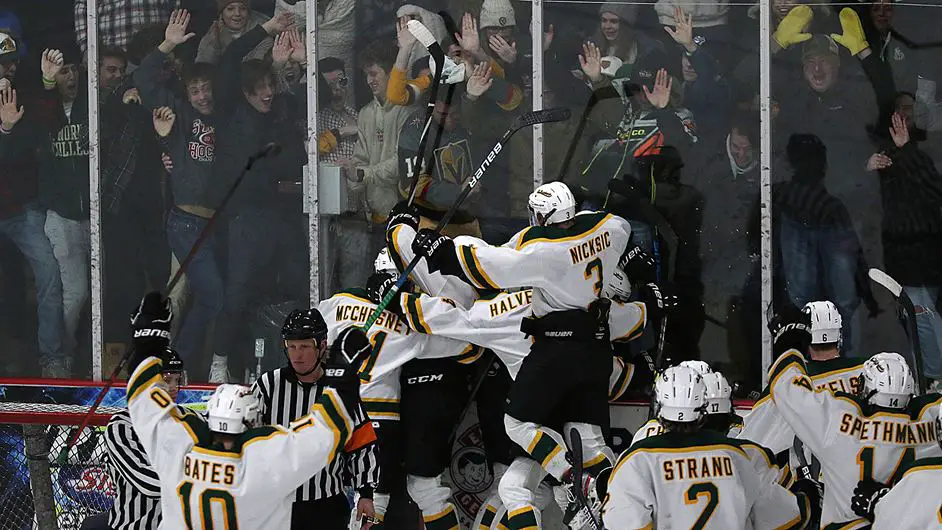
790;478;822;528
618;245;657;285
637;282;677;323
322;326;368;412
129;291;173;373
366;272;402;315
767;304;812;360
851;479;889;521
412;228;466;279
386;200;420;235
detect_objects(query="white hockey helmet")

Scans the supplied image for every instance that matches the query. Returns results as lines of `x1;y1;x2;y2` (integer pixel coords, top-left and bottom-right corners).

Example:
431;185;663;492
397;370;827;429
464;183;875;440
702;372;733;414
802;301;842;346
679;360;713;376
601;266;631;302
528;182;576;226
860;352;915;409
206;384;262;434
454;235;488;248
655;366;706;423
374;247;398;276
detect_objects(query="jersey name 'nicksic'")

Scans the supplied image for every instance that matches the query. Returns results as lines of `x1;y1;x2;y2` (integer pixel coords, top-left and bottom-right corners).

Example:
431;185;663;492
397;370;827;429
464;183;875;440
568;231;612;265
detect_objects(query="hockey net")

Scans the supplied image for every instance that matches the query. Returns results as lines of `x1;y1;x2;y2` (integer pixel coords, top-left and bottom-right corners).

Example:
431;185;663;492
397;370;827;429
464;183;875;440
0;402;121;530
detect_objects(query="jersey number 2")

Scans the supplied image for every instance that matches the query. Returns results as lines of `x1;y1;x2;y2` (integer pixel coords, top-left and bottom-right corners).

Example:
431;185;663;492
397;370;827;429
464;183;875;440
177;481;238;530
584;258;603;296
685;482;718;530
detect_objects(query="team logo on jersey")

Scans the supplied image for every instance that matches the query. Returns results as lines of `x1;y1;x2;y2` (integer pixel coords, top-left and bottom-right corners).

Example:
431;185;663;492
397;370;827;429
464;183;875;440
188;119;215;162
450;424;494;520
434;139;472;185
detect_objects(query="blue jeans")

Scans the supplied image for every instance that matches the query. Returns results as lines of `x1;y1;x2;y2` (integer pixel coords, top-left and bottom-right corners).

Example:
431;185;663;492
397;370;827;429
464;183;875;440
779;216;861;354
902;285;942;380
166;208;224;363
0;204;64;362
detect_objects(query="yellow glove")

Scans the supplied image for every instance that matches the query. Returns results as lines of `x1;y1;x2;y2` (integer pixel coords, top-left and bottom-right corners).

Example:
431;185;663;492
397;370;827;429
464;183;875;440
773;5;813;49
831;8;869;56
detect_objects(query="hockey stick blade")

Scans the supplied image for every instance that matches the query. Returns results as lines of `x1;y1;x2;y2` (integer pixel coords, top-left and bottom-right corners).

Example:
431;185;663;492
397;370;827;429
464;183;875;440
406;19;437;48
363;110;567;331
868;268;903;297
568;428;604;530
405;21;447;205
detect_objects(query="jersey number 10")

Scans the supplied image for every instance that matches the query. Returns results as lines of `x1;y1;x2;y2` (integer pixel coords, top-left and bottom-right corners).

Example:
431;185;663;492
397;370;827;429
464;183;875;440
177;481;238;529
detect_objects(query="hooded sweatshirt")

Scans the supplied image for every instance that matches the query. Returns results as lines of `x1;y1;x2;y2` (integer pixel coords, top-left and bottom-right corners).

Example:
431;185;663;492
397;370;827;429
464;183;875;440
195;11;273;65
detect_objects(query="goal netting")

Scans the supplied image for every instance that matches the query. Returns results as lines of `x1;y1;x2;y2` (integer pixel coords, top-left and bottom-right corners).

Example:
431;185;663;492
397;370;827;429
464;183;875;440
0;402;121;530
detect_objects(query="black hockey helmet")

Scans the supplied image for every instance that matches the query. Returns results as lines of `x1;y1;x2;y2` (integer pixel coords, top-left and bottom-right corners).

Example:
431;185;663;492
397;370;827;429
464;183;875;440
281;308;328;343
162;347;184;373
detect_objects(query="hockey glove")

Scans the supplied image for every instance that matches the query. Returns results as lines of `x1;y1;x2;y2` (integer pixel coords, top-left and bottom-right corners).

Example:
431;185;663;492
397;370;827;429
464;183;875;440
772;5;813;50
129;291;173;372
366;272;403;315
790;478;823;528
412;228;466;279
386;200;420;235
618;245;657;285
851;479;889;521
831;8;869;56
767;304;812;360
638;282;677;323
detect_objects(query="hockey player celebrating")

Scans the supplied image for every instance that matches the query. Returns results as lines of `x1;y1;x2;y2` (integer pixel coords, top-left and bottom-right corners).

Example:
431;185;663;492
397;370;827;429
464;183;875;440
602;365;814;529
125;292;373;529
850;401;942;529
764;305;942;528
412;181;657;528
104;347;185;529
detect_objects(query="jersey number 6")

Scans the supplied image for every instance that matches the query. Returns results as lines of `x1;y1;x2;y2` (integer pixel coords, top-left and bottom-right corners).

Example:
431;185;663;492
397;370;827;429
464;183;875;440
177;481;238;529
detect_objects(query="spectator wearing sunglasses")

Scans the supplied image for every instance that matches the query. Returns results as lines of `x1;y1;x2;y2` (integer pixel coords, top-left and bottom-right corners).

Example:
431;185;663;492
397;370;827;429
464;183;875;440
316;57;358;163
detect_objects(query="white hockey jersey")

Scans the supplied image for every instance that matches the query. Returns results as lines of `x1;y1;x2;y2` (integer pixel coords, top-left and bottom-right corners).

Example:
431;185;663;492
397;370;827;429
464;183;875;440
872;456;942;529
126;356;356;530
317;289;479;420
397;289;646;379
388;223;477;308
450;211;632;317
767;349;942;527
602;431;807;529
632;418;748;459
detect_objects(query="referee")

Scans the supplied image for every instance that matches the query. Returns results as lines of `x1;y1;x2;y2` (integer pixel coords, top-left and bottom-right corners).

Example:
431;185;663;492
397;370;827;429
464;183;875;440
253;309;380;529
99;347;185;530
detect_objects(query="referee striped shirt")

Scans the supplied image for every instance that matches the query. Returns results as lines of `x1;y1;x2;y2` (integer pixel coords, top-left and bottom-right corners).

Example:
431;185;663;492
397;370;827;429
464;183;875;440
253;367;380;502
104;410;161;529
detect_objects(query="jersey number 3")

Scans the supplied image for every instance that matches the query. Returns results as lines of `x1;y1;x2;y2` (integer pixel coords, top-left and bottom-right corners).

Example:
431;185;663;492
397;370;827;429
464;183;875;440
584;258;603;296
685;482;718;530
178;481;238;529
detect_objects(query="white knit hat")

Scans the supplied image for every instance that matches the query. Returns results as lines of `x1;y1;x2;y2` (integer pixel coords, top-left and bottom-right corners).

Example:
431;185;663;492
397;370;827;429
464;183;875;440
480;0;516;29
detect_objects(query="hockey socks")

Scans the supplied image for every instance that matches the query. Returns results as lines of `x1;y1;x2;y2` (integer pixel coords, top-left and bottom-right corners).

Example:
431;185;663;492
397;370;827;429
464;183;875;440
506;506;541;530
505;416;571;481
407;475;460;530
423;505;461;530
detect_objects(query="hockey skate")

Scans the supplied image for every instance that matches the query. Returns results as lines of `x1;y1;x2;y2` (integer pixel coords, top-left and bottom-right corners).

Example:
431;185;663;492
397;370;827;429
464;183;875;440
208;354;230;384
555;474;601;530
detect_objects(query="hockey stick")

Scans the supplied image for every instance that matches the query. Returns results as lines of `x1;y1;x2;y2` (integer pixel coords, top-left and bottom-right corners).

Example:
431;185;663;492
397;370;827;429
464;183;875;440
361;107;572;332
404;20;446;206
868;268;927;394
791;436;822;530
568;427;604;530
446;349;495;449
60;143;282;460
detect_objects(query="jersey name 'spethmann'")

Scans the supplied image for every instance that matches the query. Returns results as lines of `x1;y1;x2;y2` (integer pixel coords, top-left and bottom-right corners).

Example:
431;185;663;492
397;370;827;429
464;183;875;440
837;414;936;444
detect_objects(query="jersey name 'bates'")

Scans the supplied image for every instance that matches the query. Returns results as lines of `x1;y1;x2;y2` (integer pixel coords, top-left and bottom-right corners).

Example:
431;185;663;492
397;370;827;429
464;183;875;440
183;453;238;486
568;231;613;265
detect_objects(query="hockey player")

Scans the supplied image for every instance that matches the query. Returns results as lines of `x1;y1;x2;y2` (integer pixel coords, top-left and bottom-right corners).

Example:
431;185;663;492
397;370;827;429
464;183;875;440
125;291;373;529
104;347;185;530
602;365;814;529
412;181;658;528
850;402;942;529
252;309;379;529
764;306;942;528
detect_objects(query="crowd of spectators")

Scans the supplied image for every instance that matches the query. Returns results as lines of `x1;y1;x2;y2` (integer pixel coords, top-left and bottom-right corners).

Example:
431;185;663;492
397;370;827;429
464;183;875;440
0;0;941;393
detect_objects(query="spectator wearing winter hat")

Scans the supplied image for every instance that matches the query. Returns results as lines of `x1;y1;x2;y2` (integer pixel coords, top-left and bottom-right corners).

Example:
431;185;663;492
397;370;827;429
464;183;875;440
477;0;519;71
196;0;272;64
396;3;449;70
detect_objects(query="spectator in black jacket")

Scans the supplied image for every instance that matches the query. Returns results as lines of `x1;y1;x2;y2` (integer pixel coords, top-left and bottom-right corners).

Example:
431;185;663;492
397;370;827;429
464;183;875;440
208;11;307;383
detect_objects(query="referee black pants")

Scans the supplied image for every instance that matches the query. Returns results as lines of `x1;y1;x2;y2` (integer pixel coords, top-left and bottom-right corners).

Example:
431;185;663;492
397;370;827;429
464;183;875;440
291;494;350;529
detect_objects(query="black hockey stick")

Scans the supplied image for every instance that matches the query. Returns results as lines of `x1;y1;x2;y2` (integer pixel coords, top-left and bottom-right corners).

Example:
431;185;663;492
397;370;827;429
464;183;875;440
446;349;495;449
868;268;927;394
791;436;822;530
362;107;572;332
404;20;446;205
60;143;282;460
569;427;604;530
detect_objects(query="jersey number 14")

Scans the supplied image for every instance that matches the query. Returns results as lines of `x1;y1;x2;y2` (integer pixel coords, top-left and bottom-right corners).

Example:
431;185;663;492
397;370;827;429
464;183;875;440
177;481;238;529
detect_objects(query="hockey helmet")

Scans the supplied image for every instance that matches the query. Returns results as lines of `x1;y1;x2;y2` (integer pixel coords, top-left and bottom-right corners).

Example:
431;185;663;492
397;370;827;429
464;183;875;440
802;301;842;346
281;309;328;343
860;352;915;409
655;366;706;423
206;384;261;434
374;247;399;276
528;182;576;226
701;372;733;414
160;347;188;390
679;360;713;376
601;266;631;303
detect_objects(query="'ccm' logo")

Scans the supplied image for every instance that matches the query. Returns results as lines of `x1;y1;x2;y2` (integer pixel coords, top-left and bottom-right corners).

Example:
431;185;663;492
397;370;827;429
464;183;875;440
325;368;346;377
133;329;170;339
407;374;443;384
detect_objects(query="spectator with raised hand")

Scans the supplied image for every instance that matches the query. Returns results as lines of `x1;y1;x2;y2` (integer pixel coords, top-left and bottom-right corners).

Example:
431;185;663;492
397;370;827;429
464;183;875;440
478;0;519;71
208;10;309;383
132;9;224;377
75;0;177;53
395;3;449;70
196;0;273;65
315;57;357;163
